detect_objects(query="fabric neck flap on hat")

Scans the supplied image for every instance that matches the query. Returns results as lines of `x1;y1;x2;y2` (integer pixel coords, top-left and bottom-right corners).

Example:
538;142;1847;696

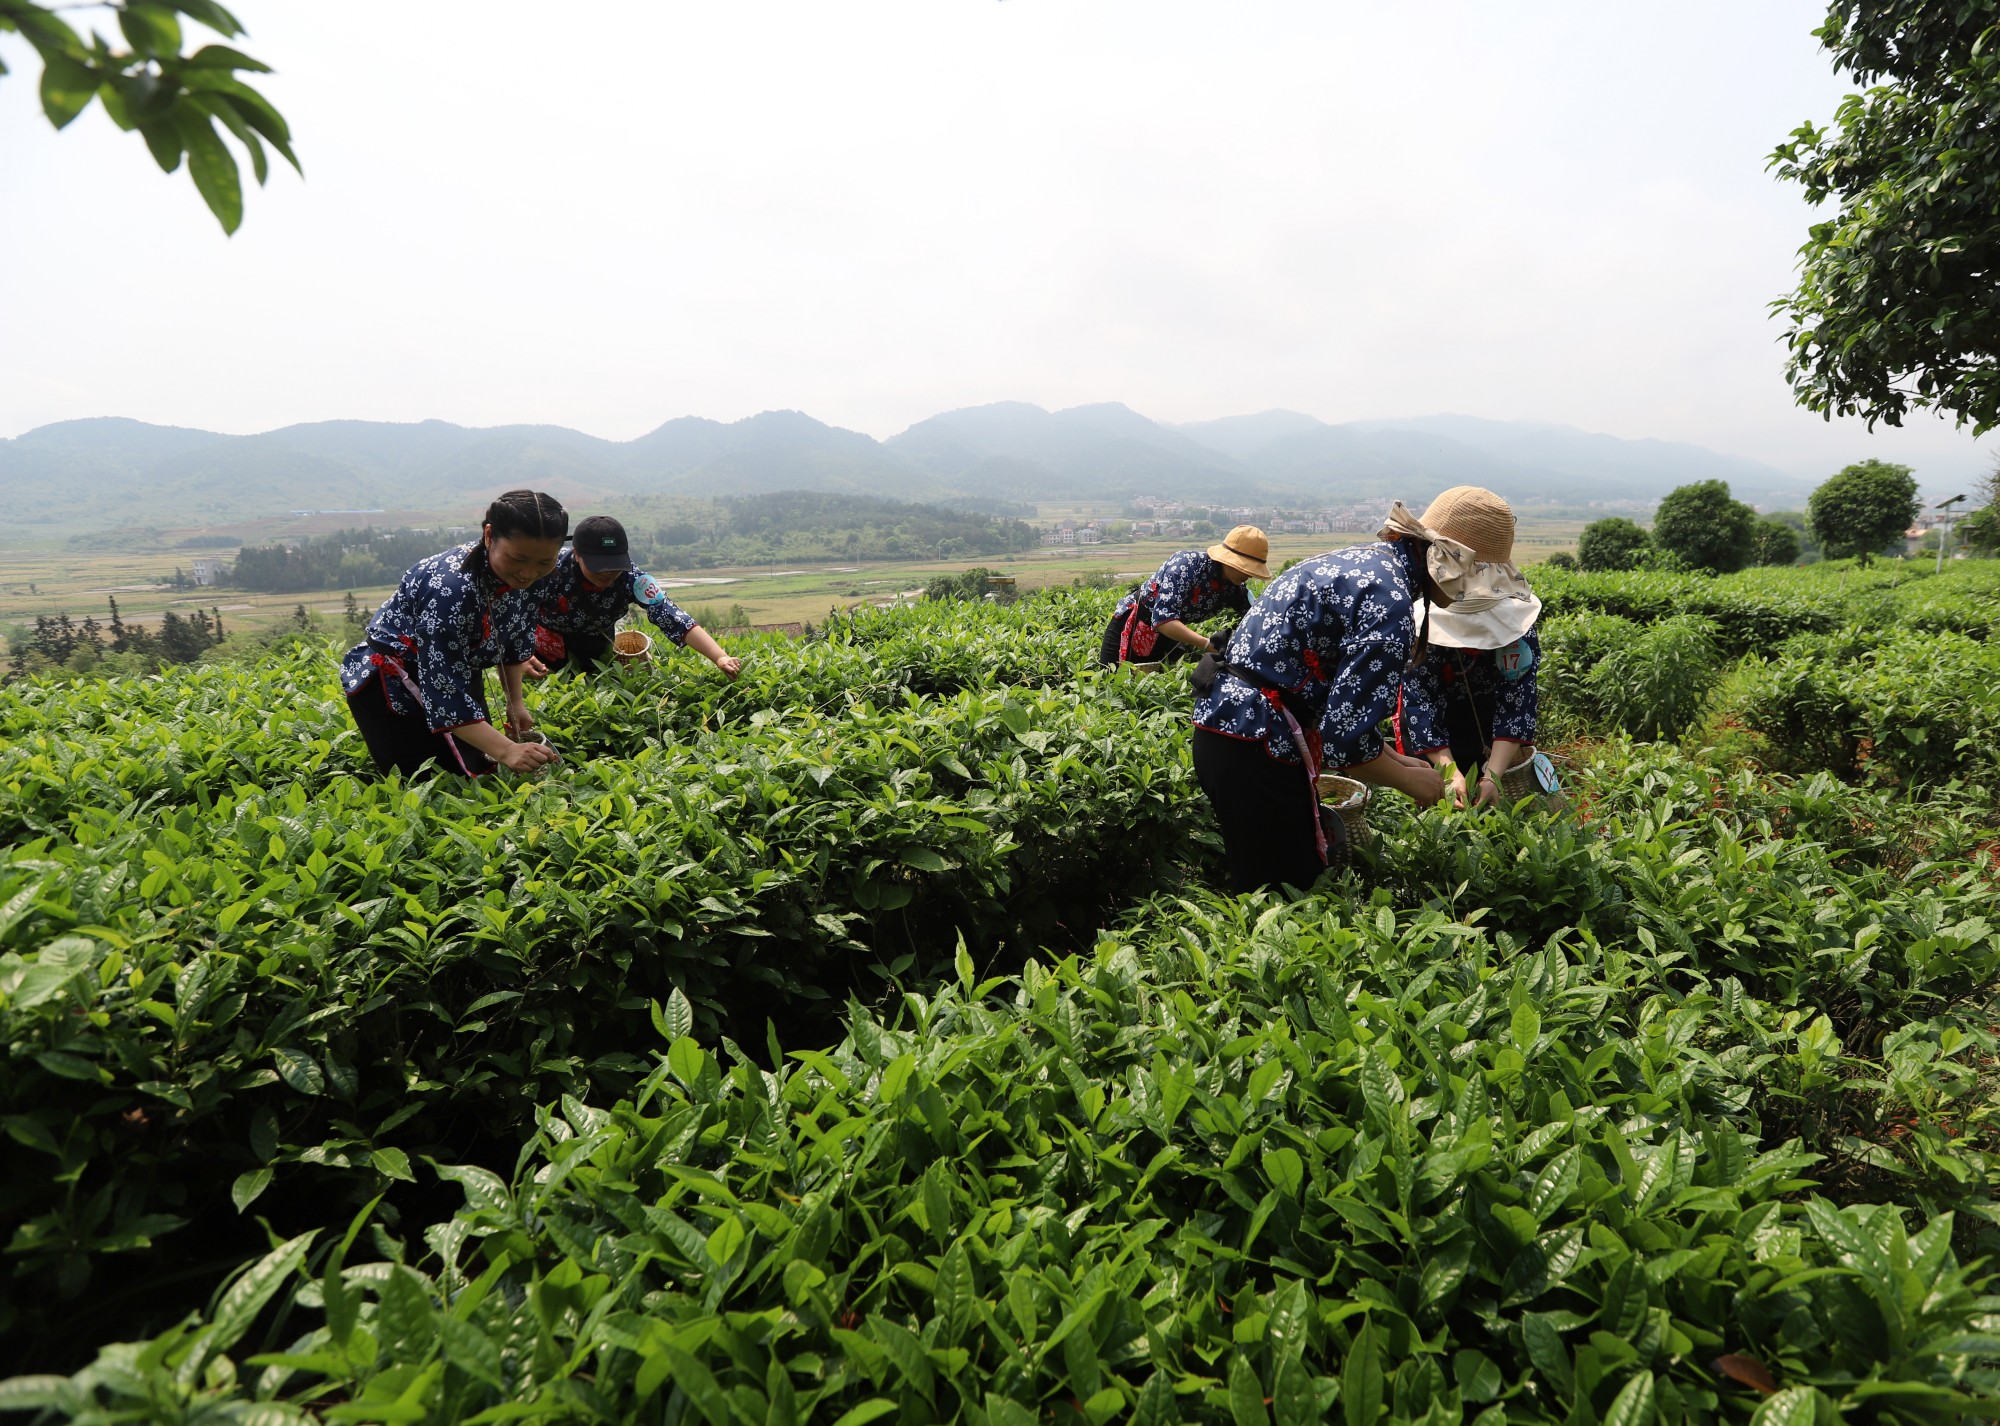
1378;500;1532;606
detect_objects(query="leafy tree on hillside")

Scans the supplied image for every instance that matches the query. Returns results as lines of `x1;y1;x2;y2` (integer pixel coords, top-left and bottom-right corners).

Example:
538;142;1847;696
1545;550;1578;570
1808;459;1920;567
1651;480;1758;574
1771;3;2000;431
1959;461;2000;555
1752;517;1802;567
1576;517;1651;571
0;0;298;233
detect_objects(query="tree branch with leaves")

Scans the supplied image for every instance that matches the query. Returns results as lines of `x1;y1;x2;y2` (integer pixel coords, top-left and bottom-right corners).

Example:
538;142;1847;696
0;0;296;233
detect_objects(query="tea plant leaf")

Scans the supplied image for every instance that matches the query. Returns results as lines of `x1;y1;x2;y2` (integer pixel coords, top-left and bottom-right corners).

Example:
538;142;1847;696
205;1229;316;1357
1602;1371;1656;1426
1342;1321;1383;1426
664;984;696;1040
230;1168;272;1213
1230;1354;1272;1426
271;1047;323;1096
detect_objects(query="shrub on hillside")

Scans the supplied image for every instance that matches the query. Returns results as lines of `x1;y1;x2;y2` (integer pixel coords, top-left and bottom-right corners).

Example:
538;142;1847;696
1653;479;1758;573
1576;516;1650;571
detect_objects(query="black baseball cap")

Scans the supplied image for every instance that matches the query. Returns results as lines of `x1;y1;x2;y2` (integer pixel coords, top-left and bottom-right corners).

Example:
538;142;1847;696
571;515;633;573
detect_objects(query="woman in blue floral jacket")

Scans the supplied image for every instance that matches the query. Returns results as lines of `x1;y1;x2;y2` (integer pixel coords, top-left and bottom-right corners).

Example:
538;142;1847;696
340;490;567;778
1191;491;1535;893
1099;526;1268;665
530;515;741;678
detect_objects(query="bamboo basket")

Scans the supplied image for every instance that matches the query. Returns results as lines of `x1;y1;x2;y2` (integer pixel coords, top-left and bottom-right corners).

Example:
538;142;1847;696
612;630;653;666
1498;753;1567;812
1315;772;1372;846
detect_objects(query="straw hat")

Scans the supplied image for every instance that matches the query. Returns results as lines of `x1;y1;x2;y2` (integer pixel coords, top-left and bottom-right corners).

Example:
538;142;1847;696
1420;486;1515;564
1208;525;1271;579
1412;487;1540;648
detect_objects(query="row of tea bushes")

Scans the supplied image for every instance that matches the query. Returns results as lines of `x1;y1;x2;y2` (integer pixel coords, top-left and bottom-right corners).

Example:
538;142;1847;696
1361;746;2000;1207
1729;630;2000;794
1532;560;1999;656
0;680;1217;1355
12;891;1994;1423
0;586;1144;840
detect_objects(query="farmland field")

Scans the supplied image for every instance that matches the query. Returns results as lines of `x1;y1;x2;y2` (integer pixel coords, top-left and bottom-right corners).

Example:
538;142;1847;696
1;511;1590;641
1;558;1998;1423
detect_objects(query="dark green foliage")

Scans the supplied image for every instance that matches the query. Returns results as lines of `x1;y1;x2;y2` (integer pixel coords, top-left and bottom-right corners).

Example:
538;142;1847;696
1772;1;2000;430
1576;517;1651;572
1808;461;1921;566
232;527;446;594
1544;550;1577;570
1651;481;1758;575
1752;517;1801;567
621;492;1042;571
11;822;1999;1421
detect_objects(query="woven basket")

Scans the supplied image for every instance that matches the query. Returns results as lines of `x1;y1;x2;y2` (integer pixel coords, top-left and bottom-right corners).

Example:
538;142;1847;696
1315;773;1372;846
612;630;653;666
1498;757;1566;812
1129;660;1165;673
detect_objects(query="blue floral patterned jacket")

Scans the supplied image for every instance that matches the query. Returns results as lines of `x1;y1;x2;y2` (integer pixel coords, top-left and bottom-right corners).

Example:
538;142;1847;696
339;544;537;732
1398;629;1541;757
1192;540;1423;767
533;550;697;644
1109;550;1250;660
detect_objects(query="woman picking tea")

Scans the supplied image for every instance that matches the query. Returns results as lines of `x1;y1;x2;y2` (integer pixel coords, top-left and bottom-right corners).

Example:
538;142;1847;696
1394;487;1544;808
530;515;741;678
1098;526;1269;665
340;489;566;778
1189;494;1533;894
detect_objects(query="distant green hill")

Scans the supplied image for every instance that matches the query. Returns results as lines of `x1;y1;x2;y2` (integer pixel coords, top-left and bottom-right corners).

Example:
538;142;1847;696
0;404;1806;544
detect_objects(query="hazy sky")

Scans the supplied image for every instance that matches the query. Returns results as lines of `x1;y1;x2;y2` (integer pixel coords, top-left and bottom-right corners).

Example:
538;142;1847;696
2;1;1991;488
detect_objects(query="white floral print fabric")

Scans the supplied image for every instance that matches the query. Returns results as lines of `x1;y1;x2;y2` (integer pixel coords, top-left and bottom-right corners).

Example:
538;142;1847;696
338;543;536;732
1192;540;1423;767
532;550;696;644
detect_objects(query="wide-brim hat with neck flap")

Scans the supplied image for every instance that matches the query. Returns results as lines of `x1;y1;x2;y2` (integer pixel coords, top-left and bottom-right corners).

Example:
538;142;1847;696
1207;525;1271;579
1412;486;1540;649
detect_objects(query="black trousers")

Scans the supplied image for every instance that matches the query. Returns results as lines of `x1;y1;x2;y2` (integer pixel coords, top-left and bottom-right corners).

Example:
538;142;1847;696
542;629;612;675
1192;727;1326;895
347;671;494;779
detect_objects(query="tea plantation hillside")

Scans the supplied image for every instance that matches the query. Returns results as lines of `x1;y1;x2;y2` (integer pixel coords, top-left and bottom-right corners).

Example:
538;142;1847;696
1;563;1997;1423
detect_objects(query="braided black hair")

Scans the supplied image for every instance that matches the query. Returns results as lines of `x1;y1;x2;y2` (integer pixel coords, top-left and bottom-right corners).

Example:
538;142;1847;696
464;489;569;573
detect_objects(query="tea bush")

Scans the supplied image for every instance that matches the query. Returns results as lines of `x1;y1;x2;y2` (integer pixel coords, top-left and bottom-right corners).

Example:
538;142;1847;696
2;573;1997;1416
11;894;1997;1423
1731;631;2000;793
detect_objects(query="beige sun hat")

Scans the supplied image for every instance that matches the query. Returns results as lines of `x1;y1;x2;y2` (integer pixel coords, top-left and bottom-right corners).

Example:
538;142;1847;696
1208;525;1271;579
1421;486;1516;564
1408;487;1540;648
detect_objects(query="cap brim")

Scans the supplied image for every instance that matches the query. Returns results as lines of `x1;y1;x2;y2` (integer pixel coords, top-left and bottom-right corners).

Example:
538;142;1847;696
1417;591;1541;650
576;551;635;574
1209;545;1270;579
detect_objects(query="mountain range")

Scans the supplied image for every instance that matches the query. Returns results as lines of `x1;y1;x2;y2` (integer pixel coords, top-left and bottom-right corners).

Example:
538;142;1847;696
0;403;1808;538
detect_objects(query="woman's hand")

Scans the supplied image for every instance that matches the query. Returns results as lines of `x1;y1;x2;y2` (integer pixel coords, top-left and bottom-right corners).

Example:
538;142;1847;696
505;700;534;737
496;739;558;774
713;652;742;679
1394;758;1444;808
1445;769;1471;808
1474;771;1500;808
521;656;550;679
